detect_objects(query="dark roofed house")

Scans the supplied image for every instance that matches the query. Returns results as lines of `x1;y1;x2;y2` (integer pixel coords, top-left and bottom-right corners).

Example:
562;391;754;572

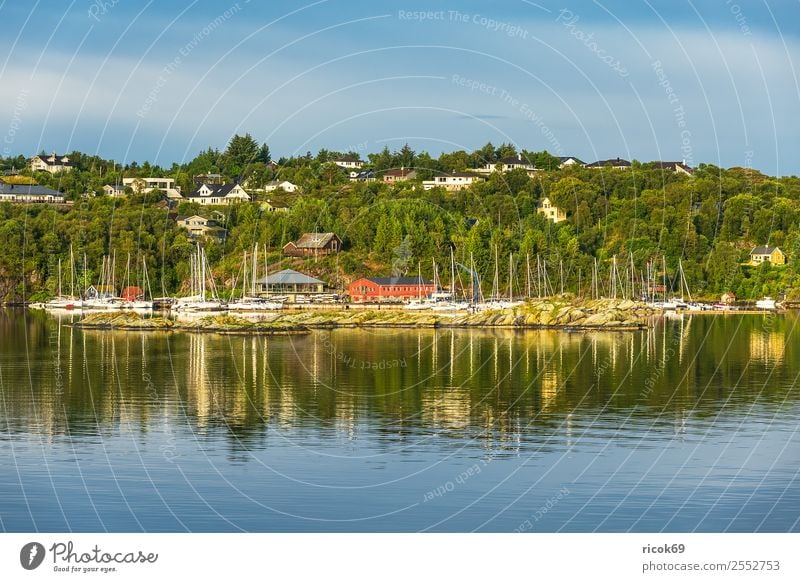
348;276;436;303
283;232;342;257
30;153;74;174
382;168;417;183
650;161;694;176
585;157;631;169
558;156;585;168
750;246;786;266
0;181;66;204
185;183;250;206
255;269;326;302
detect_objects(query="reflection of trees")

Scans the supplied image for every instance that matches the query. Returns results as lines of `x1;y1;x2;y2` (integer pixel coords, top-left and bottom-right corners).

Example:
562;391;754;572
2;313;798;449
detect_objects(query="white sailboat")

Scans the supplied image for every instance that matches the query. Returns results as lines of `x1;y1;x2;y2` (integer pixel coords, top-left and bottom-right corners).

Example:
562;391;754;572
173;246;225;312
431;249;470;311
755;297;777;310
227;243;283;311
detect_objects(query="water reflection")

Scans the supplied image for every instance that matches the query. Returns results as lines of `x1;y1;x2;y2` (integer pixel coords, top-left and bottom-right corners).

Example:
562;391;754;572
1;309;797;450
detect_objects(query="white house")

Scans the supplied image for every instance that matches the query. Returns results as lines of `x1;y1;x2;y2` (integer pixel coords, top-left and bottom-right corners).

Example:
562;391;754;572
332;157;362;170
185;183;251;205
537;197;566;223
122;177;183;199
263;180;299;193
102;184;126;197
422;172;484;191
30;153;74;174
475;155;537;176
558;156;585;168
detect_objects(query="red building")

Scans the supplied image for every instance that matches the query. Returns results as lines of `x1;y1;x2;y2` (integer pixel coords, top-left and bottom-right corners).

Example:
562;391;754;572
121;286;144;301
348;276;436;303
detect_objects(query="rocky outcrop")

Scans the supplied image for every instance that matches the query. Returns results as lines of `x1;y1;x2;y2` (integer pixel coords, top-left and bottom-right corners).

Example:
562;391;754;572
73;298;656;333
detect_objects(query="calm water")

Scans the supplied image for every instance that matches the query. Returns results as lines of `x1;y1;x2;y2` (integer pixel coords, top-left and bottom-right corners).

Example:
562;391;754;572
1;309;798;532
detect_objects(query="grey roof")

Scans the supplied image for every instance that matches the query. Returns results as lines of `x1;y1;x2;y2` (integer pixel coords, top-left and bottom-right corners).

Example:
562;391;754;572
497;155;534;166
32;154;74;166
751;246;782;255
256;269;324;285
365;276;433;286
292;232;340;249
0;183;65;197
585;157;631;167
186;183;241;198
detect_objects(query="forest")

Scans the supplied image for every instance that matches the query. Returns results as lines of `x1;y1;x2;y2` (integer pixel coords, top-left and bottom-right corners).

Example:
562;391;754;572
2;133;800;303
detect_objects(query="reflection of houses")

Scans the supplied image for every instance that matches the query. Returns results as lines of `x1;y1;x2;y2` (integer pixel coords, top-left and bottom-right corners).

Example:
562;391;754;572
750;246;786;266
264;180;298;193
283;232;342;257
749;331;785;364
422;172;483;191
348;276;436;302
123;177;183;199
175;215;227;240
537;197;566;223
256;269;326;302
585;157;631;169
0;182;65;203
30;153;74;173
382;168;417;183
185;183;251;205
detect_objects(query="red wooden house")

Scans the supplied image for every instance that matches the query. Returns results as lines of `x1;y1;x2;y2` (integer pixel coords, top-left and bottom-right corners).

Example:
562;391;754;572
348;276;436;303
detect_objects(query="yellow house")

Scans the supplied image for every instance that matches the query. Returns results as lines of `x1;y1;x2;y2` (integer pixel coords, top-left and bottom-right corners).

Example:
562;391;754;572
749;246;786;266
537;197;567;223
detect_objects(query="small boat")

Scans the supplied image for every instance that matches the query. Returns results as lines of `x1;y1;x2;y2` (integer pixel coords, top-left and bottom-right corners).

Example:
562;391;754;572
755;297;777;310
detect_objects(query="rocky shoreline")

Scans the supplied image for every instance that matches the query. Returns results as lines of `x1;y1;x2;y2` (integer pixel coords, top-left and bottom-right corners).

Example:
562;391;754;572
72;298;657;333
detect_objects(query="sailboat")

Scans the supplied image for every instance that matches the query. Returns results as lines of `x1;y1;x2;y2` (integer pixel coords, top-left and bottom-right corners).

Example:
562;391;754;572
755;297;777;310
82;253;124;310
120;255;154;310
404;262;432;310
227;243;283;311
431;248;469;311
477;250;524;310
173;246;225;312
42;248;81;310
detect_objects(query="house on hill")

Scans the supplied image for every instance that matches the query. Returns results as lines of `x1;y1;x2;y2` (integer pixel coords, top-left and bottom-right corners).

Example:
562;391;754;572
750;246;786;266
650;161;694;176
585;157;631;169
122;177;183;199
348;276;436;303
382;168;417;183
558;156;585;168
264;180;299;193
175;215;227;240
476;155;536;176
422;172;484;191
537;197;566;223
0;181;66;204
30;153;74;174
332;157;362;170
185;183;250;205
102;184;126;197
283;232;342;257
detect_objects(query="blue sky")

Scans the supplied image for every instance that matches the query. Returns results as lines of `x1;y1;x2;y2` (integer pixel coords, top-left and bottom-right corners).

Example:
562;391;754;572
1;0;798;174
